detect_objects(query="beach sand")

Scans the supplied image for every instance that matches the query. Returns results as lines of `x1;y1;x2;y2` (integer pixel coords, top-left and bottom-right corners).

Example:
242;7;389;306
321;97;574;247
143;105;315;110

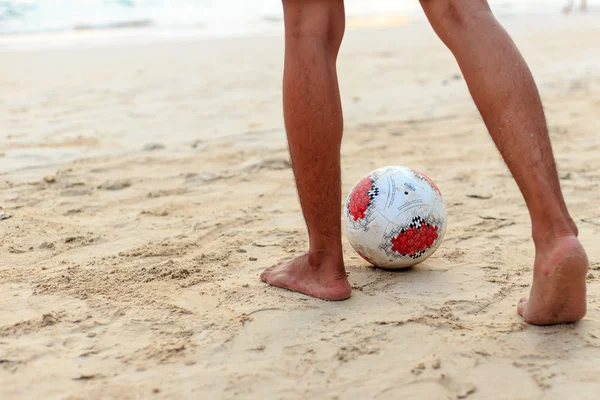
1;14;600;399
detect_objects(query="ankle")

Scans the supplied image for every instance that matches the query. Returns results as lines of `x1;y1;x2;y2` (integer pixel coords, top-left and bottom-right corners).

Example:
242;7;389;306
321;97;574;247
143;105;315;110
531;215;578;248
308;248;342;266
307;248;345;277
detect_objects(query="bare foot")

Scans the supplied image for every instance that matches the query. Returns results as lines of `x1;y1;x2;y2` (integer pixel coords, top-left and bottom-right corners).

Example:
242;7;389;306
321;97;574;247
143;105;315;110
518;235;588;325
260;253;351;301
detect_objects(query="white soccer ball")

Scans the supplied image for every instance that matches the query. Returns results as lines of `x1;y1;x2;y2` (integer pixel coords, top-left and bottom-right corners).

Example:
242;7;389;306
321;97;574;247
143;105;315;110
344;166;447;269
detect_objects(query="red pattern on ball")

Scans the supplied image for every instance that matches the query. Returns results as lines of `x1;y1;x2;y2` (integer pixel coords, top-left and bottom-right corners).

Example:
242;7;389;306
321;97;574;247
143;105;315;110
348;176;375;221
413;169;442;196
391;223;439;257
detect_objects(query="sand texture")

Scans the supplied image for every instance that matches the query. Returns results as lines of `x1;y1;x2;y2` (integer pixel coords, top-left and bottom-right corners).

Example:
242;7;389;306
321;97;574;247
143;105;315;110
1;15;600;400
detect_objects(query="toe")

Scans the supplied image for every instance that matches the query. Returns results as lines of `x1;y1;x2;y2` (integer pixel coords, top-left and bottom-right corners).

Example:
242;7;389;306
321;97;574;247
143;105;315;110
268;260;286;270
517;297;528;316
261;264;278;276
260;261;289;283
260;269;271;282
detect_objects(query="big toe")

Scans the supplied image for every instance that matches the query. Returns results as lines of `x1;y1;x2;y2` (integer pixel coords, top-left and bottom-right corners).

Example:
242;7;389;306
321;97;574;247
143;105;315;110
260;268;272;282
260;263;284;283
517;297;528;316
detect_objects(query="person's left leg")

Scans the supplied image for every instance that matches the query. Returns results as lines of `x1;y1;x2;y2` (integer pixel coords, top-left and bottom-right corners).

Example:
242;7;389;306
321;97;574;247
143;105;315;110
420;0;588;325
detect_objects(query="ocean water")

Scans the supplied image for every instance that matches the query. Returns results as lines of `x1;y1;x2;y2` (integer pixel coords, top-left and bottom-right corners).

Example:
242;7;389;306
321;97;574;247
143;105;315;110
0;0;577;36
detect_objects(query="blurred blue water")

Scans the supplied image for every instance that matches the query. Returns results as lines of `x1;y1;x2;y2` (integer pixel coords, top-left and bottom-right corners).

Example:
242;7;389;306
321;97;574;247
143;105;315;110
0;0;575;35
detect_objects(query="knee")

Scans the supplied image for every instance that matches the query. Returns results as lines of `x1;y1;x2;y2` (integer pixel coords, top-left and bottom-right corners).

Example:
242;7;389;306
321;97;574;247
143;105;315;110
282;0;345;54
420;0;491;32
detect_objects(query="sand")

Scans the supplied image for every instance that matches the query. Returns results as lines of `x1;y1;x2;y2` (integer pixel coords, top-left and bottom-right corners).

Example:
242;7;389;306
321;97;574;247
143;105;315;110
1;14;600;400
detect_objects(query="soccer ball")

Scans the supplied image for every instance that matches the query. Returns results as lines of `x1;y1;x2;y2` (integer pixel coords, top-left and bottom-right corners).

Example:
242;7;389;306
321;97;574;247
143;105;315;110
344;166;447;269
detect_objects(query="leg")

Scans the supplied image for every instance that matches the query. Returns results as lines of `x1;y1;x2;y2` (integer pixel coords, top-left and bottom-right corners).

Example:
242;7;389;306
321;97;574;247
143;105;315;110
420;0;588;325
581;0;588;11
260;0;351;300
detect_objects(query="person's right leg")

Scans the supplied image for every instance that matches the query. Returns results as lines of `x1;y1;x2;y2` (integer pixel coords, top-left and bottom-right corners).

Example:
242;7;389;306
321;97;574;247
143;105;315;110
260;0;351;301
420;0;588;325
